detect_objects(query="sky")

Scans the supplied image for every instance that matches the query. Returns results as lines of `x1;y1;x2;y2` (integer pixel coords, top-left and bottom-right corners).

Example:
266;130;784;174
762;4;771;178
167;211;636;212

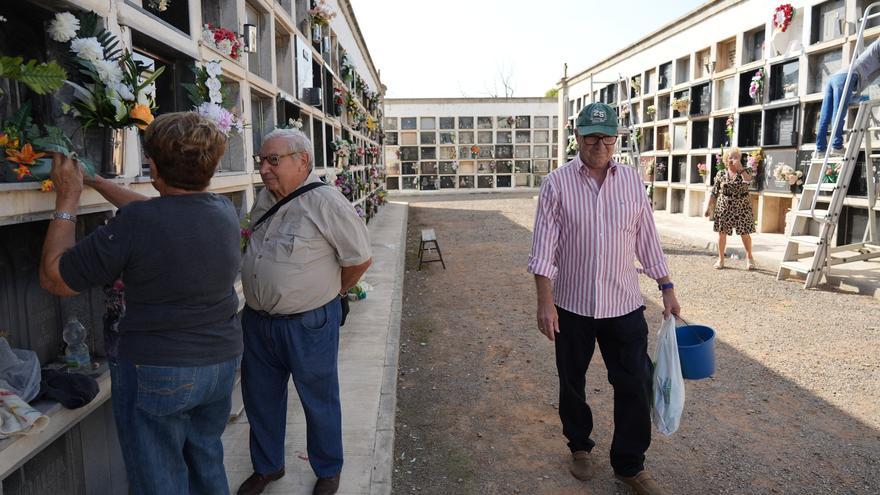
352;0;707;98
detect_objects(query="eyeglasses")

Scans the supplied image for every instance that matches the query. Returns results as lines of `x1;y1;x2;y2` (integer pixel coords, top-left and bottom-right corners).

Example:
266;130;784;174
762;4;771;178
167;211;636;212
582;135;617;145
252;151;300;166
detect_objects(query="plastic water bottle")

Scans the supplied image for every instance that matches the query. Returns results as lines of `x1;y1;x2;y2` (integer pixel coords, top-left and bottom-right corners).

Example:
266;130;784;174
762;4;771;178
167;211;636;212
63;317;91;371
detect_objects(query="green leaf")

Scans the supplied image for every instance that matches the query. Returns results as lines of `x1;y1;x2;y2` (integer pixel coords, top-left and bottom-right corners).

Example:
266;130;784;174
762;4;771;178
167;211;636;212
135;66;164;92
0;57;66;95
79;12;99;37
182;83;202;106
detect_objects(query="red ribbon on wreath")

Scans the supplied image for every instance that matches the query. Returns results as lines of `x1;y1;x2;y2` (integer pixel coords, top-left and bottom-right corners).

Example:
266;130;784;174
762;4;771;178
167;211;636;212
773;4;794;33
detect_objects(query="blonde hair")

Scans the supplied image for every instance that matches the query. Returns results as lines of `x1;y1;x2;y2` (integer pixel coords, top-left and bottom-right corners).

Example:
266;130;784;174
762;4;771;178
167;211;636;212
723;147;742;162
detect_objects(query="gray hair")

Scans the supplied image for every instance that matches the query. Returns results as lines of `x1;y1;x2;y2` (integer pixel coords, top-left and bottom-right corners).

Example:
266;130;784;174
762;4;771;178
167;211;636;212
261;128;314;170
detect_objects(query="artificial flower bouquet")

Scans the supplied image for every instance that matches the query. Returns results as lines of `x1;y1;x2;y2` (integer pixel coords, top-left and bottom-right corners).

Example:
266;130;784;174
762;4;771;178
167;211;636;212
183;61;244;136
746;148;764;175
671;97;690;114
749;69;764;101
773;163;803;186
822;161;842;183
51;12;164;131
773;4;794;32
697;162;708;177
0;103;97;189
309;0;337;26
201;24;243;60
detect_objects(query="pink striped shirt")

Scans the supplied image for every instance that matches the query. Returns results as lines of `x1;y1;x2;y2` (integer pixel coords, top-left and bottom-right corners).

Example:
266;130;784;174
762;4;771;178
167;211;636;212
528;155;669;319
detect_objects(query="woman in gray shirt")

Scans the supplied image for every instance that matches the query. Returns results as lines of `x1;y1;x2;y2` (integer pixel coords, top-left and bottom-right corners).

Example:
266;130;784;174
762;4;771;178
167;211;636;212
40;112;242;495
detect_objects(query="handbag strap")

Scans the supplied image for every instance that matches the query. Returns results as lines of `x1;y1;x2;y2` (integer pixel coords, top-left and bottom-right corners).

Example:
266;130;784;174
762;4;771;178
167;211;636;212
252;182;326;232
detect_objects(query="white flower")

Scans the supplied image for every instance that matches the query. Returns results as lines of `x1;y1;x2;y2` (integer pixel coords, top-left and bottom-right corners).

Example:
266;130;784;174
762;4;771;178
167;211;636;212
216;38;232;55
209;89;223;104
70;37;104;63
106;87;128;120
204;61;222;78
110;82;135;101
93;58;123;84
49;12;79;42
0;16;7;22
205;77;221;92
137;83;156;105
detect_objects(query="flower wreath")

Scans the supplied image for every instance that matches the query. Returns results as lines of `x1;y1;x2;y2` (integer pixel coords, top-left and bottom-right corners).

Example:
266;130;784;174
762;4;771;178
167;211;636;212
773;4;794;33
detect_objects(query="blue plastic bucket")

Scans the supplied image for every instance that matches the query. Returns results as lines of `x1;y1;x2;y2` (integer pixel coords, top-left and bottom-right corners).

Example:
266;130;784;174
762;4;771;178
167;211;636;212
675;325;716;380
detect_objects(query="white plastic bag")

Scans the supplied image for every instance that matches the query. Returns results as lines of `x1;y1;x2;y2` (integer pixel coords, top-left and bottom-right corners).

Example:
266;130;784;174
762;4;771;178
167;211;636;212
652;315;685;436
0;337;41;402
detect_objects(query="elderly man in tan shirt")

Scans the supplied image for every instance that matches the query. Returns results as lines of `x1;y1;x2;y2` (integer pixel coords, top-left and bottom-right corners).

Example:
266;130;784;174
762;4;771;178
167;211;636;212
237;128;372;495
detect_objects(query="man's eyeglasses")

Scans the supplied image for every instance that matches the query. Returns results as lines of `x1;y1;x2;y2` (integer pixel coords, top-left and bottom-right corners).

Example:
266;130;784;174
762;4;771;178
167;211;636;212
582;136;617;145
252;151;299;166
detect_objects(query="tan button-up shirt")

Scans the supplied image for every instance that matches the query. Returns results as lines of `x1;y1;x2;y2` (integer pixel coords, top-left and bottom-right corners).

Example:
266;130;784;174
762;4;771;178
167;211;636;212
242;173;372;314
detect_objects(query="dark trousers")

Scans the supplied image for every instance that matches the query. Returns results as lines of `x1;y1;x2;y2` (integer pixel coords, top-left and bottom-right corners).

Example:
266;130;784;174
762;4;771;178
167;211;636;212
241;298;343;478
554;305;653;477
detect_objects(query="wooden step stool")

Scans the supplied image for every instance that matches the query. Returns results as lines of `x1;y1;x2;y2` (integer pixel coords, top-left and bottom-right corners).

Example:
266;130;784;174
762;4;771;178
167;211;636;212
418;228;446;271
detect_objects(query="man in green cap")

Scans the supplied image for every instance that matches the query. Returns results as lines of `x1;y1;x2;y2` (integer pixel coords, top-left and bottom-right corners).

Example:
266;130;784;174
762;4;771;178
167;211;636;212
528;102;680;495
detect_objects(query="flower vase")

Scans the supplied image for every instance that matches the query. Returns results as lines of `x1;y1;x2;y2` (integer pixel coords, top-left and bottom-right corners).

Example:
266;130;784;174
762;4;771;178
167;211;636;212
312;24;323;45
100;128;125;178
335;103;343;116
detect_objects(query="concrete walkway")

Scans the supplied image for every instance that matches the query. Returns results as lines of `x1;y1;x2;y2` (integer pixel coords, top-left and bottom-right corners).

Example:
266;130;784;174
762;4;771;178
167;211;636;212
223;202;407;495
652;210;880;298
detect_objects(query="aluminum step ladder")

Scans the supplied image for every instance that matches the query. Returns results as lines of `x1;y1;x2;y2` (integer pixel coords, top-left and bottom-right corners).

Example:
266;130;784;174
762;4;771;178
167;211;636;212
777;5;880;288
615;75;641;169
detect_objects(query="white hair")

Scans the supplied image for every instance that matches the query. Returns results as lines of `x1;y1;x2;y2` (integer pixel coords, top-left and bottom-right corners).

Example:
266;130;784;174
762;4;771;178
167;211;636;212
261;128;314;170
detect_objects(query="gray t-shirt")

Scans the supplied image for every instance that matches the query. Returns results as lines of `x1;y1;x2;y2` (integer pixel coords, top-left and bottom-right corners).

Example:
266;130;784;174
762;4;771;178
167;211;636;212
60;193;242;366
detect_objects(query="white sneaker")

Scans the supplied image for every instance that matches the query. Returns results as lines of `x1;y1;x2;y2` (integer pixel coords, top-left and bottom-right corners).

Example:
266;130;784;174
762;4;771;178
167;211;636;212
830;148;845;157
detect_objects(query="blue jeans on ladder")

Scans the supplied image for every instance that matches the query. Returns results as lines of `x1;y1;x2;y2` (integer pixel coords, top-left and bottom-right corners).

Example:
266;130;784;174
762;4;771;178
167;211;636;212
241;298;343;479
816;72;860;152
110;355;240;495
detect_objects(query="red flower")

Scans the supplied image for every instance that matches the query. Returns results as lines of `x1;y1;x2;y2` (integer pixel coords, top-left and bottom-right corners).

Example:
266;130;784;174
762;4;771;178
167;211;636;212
773;4;794;33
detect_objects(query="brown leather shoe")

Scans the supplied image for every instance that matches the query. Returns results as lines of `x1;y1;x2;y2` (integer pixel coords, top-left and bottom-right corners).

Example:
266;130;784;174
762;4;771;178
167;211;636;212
313;474;341;495
236;469;285;495
569;450;594;481
615;471;669;495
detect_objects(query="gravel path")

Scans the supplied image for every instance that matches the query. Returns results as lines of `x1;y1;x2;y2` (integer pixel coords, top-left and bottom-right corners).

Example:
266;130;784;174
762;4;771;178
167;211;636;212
391;192;880;495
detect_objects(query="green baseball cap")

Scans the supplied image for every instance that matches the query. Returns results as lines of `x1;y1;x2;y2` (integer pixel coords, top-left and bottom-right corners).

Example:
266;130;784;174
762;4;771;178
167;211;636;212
576;102;618;136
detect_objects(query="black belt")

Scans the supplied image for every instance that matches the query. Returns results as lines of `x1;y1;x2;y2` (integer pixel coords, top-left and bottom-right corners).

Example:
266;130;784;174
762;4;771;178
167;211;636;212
247;305;306;319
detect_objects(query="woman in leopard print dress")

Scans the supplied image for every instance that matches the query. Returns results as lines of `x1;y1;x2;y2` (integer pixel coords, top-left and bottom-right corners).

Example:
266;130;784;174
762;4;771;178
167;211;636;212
704;147;757;270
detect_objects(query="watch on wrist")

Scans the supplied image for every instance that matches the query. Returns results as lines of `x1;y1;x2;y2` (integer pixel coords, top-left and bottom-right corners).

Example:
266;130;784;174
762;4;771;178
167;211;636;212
658;282;674;292
53;211;77;223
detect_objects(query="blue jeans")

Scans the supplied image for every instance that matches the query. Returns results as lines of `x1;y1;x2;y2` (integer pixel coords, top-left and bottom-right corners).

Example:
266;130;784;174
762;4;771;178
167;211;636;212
241;298;343;478
817;72;860;151
110;356;240;495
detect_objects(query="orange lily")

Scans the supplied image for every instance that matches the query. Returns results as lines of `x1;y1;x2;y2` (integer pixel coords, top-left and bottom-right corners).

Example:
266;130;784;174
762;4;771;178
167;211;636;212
130;104;154;130
0;133;8;147
13;164;31;180
41;179;55;192
6;143;47;166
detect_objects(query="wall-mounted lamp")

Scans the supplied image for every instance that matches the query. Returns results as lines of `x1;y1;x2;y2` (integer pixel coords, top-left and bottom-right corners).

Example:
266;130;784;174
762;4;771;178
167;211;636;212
838;18;850;37
243;24;257;53
704;59;716;75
